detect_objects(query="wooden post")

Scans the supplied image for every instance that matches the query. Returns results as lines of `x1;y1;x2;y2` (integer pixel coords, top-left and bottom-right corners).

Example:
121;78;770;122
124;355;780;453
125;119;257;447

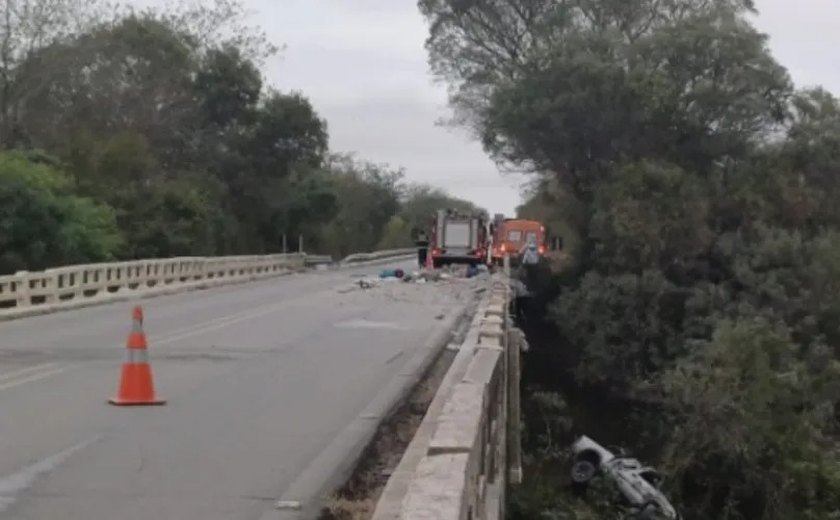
298;234;303;253
282;234;287;254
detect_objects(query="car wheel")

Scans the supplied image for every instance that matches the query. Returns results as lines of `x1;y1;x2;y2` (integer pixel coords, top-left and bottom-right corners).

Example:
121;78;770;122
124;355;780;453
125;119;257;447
571;459;597;484
628;503;660;520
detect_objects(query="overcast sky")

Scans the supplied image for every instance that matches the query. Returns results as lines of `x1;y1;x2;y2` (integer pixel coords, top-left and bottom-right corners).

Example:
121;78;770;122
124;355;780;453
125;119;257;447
217;0;839;215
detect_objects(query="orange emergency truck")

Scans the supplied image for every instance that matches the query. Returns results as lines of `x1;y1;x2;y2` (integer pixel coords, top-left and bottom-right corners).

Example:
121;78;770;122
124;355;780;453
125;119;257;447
490;217;547;266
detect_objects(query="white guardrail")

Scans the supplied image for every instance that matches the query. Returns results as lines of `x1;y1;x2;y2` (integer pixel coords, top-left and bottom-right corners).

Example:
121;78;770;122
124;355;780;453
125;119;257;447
0;254;305;314
372;271;523;520
0;248;417;320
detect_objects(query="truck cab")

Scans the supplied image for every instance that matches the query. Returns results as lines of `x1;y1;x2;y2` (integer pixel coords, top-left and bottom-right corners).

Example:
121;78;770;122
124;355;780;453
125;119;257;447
490;218;546;266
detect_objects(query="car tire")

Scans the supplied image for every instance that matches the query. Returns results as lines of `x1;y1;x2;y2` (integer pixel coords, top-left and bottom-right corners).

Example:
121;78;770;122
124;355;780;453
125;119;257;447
628;503;660;520
571;459;597;484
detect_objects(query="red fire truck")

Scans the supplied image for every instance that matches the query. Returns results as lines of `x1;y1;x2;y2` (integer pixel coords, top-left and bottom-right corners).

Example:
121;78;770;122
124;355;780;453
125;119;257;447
428;209;489;268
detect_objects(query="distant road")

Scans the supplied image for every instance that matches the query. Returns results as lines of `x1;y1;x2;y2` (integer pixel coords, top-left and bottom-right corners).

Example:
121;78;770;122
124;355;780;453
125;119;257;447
0;259;473;520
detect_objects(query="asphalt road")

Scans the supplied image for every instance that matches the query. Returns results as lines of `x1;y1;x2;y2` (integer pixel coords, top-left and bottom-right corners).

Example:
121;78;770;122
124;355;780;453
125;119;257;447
0;260;475;520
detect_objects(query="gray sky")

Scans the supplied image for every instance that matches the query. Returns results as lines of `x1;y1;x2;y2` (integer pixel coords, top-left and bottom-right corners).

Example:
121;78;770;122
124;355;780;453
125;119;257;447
235;0;839;215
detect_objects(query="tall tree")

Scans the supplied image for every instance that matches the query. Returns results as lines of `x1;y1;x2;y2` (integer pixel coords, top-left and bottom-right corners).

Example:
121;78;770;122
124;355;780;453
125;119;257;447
318;155;403;257
19;15;197;159
0;0;109;146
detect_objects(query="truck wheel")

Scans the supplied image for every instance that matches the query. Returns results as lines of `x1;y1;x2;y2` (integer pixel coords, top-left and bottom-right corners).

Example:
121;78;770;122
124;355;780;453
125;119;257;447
571;460;597;484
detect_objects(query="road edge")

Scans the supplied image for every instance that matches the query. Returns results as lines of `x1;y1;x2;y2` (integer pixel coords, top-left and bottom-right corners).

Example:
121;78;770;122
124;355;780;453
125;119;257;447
263;300;473;520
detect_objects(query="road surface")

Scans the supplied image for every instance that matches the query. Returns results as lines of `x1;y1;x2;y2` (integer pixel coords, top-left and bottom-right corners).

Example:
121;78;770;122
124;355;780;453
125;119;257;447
0;260;477;520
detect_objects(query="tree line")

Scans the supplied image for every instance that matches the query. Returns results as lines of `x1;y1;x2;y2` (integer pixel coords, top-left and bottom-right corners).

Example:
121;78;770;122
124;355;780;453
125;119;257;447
421;0;840;519
0;0;479;275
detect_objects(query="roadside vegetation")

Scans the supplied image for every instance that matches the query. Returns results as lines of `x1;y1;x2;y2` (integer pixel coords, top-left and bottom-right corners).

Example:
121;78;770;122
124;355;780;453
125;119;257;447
0;0;479;275
420;1;840;519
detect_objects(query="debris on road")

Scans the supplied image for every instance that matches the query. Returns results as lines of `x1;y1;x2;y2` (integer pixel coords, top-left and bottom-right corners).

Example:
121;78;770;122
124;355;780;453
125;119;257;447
358;279;378;289
338;263;493;296
275;500;302;511
445;343;460;352
406;263;489;284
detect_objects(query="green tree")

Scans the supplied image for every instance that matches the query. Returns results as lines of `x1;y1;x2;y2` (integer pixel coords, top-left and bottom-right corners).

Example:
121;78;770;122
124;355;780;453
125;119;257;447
589;160;713;277
63;131;221;258
377;215;412;250
317;155;403;257
19;16;197;158
194;46;262;130
0;151;121;274
0;0;112;146
662;318;840;520
399;183;482;232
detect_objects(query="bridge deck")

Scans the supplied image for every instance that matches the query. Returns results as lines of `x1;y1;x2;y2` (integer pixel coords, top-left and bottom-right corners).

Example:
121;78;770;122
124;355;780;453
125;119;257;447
0;260;473;520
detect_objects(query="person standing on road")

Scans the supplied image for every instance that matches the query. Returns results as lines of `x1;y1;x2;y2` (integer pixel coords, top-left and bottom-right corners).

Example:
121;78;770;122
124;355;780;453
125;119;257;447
414;229;429;267
520;240;539;266
512;240;540;322
515;239;540;281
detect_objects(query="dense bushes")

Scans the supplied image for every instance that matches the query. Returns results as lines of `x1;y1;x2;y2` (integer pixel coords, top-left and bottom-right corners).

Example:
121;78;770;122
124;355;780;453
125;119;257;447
420;0;840;518
0;152;121;273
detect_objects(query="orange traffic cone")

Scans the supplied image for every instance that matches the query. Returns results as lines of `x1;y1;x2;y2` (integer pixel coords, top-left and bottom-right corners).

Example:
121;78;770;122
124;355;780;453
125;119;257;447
109;306;166;406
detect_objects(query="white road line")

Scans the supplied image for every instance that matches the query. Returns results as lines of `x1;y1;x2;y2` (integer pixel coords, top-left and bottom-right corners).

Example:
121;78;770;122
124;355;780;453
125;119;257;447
0;286;320;393
333;319;407;330
0;435;102;513
148;304;278;343
0;366;70;392
0;363;59;384
0;299;290;393
149;296;313;346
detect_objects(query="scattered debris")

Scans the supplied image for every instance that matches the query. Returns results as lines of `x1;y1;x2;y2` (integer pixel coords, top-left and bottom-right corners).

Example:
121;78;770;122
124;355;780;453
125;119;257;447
341;263;492;295
358;279;378;290
275;500;302;510
379;268;405;279
570;435;681;520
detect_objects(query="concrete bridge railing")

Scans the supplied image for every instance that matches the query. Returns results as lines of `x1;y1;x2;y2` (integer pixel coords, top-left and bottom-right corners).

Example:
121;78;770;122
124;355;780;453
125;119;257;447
0;249;415;321
373;267;523;520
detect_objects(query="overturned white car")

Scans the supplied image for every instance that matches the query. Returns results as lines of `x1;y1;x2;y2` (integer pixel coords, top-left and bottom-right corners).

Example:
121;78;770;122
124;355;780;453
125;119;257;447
570;435;681;520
